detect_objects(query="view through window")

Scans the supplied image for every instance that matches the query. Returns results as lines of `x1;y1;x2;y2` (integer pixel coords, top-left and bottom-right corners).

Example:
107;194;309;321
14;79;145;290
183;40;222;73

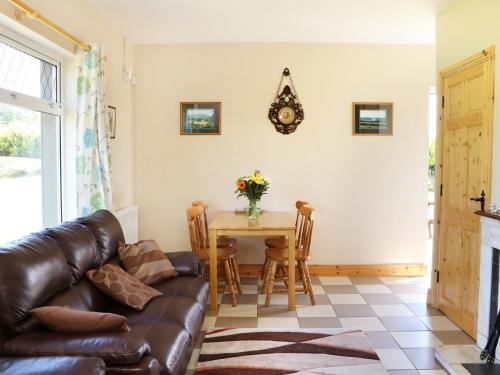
0;35;61;244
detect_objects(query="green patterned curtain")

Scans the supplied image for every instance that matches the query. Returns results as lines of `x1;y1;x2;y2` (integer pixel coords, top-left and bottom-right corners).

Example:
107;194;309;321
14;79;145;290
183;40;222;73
76;44;113;216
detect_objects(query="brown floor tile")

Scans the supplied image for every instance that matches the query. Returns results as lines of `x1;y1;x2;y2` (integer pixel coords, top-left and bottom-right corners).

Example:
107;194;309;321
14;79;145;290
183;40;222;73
362;293;402;305
365;332;399;349
295;294;331;305
309;276;322;285
194;333;205;348
332;304;376;317
432;330;475;345
240;277;258;285
406;303;443;316
298;317;342;328
380;316;428;331
221;294;258;305
403;348;442;370
388;284;428;294
258;305;297;318
215;317;258;328
350;276;383;285
322;285;359;294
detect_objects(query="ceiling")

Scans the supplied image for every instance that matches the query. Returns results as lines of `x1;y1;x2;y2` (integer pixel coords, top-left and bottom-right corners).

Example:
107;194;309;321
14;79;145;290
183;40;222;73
84;0;458;45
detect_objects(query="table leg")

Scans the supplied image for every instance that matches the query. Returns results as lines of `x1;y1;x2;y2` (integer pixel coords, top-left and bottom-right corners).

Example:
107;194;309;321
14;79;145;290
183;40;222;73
288;229;296;311
209;229;218;311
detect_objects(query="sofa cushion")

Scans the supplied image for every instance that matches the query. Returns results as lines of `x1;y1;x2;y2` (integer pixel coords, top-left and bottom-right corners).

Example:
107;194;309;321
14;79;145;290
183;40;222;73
0;233;72;332
106;356;160;375
76;209;125;263
153;276;209;305
31;306;131;334
87;264;162;310
44;222;100;284
0;356;106;375
3;332;150;365
119;240;177;285
128;323;192;375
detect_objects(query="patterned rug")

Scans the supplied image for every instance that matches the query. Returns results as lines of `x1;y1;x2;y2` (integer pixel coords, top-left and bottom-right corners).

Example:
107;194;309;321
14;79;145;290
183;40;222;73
195;328;388;374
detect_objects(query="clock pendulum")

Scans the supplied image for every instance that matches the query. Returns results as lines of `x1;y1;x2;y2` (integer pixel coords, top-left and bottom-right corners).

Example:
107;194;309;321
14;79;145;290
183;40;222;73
268;68;304;135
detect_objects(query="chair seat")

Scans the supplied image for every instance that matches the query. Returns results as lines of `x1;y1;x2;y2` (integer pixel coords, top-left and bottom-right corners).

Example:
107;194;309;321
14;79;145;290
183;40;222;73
199;247;236;261
265;247;308;261
217;237;237;248
265;237;287;248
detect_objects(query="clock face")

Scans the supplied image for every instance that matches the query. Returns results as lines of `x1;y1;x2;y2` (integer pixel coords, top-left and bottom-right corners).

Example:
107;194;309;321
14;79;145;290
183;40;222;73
278;106;296;125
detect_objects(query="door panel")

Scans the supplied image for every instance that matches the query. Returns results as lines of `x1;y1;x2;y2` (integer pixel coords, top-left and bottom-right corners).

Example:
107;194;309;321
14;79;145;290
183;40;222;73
437;49;494;338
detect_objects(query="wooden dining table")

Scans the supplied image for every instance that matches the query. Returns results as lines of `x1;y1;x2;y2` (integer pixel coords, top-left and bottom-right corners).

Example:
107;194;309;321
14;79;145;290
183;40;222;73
208;211;296;311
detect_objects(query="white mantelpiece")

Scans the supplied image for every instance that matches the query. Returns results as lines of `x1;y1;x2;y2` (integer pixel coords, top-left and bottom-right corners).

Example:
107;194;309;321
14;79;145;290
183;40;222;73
478;214;500;357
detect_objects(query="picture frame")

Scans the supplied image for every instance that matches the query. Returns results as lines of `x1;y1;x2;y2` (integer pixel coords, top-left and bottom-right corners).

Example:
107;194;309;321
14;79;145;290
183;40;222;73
107;106;117;139
352;102;393;136
180;102;221;135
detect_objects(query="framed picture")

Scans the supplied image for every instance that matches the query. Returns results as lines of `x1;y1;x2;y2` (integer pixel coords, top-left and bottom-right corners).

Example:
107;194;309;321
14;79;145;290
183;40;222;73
352;102;393;136
180;102;221;135
107;106;117;139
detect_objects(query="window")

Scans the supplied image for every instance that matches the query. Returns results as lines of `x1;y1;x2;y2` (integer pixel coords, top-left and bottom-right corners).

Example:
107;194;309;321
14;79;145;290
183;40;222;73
0;34;62;244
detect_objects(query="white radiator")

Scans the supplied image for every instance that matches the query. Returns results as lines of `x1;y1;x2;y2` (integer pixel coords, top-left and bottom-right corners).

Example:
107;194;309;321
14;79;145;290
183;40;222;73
114;206;139;243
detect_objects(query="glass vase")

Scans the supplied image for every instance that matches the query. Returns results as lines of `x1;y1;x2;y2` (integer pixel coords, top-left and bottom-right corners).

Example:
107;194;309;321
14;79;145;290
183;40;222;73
247;199;260;220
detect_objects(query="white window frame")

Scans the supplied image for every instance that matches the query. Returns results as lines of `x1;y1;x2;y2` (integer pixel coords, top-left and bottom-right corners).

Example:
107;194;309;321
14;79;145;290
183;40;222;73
0;28;64;226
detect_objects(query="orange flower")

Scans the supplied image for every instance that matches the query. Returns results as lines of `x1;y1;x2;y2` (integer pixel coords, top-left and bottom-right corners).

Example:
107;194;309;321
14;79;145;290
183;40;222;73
237;180;246;190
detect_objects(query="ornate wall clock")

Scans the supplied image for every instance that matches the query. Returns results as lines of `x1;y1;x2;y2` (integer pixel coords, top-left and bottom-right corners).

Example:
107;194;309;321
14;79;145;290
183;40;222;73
268;68;304;135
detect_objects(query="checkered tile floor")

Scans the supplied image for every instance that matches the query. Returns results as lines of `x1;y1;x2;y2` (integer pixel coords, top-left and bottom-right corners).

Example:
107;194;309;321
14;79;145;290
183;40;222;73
186;276;475;374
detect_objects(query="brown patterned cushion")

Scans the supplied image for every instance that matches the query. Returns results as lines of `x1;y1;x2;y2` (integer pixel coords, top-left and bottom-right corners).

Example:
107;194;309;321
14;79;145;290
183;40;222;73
31;306;131;333
118;240;177;285
86;264;162;310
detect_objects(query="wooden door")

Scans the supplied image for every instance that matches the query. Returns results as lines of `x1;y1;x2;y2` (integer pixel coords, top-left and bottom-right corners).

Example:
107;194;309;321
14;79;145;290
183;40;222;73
436;47;495;338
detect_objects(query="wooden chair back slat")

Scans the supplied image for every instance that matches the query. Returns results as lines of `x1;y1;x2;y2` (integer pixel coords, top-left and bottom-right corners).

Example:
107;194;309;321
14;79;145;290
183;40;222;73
186;205;206;256
296;205;315;258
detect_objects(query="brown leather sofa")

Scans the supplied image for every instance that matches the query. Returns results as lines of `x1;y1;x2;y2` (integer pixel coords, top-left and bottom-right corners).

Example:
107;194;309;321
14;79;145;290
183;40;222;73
0;210;208;375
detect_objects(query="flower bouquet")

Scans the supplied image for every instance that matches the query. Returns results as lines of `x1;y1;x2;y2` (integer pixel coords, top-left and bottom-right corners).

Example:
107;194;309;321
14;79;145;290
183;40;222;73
235;170;271;219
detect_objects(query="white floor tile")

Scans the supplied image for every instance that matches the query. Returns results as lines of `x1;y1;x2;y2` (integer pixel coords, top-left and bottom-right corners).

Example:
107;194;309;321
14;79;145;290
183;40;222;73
258;317;300;328
202;317;217;331
187;348;200;369
418;370;448;375
258;294;290;305
328;294;366;305
296;304;336;317
339;317;387;331
319;276;353;285
391;331;443;348
311;285;326;294
218;304;257;317
397;293;428;303
375;348;415;370
379;277;417;285
356;284;392;294
241;285;258;294
371;304;415;317
419;316;461;331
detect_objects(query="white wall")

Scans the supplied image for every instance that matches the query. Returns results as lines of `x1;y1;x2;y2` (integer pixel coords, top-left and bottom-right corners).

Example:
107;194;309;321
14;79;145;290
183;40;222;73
133;43;434;265
437;0;500;203
0;0;135;218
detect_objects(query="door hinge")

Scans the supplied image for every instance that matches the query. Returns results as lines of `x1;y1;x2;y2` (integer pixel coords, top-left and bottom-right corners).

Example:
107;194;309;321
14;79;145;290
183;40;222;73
441;96;445;108
440;184;443;197
436;270;440;283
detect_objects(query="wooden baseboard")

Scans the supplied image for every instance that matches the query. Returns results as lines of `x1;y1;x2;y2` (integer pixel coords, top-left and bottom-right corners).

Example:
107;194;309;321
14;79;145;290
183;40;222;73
238;263;427;277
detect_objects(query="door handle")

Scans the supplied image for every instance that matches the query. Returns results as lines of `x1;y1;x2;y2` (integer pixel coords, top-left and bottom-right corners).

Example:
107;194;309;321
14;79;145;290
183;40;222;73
470;190;486;211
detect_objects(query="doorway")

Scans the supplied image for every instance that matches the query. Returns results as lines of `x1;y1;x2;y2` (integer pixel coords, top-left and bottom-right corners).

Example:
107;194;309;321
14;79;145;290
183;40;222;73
430;47;495;338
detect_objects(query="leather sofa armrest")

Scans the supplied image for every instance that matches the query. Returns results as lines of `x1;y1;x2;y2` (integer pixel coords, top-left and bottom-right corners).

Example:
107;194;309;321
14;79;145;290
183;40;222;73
166;251;203;278
3;332;150;365
0;356;105;375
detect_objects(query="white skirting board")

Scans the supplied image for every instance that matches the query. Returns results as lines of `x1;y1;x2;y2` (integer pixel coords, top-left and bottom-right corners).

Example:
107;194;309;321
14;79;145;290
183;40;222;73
114;206;138;243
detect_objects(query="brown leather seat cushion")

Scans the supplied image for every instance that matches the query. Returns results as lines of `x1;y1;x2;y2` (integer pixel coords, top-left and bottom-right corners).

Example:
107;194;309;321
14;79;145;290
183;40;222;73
0;356;106;375
153;276;209;305
106;355;160;375
3;332;150;365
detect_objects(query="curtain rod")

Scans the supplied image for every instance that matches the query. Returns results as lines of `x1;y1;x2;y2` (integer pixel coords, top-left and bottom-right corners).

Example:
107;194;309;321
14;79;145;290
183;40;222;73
8;0;91;52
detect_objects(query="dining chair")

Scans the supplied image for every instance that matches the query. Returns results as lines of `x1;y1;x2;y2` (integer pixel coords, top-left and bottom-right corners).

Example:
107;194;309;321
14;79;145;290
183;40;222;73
192;200;237;249
186;205;242;306
262;205;316;306
260;200;309;280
